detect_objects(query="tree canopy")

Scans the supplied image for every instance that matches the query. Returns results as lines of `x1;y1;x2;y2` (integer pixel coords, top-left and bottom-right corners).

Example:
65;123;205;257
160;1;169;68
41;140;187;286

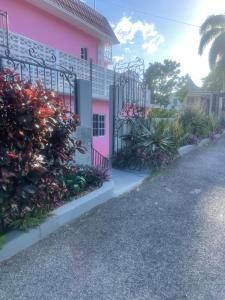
199;14;225;91
199;14;225;70
202;66;223;92
144;59;189;105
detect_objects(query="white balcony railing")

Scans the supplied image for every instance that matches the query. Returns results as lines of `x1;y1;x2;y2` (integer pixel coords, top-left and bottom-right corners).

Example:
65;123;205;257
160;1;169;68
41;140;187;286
0;30;114;100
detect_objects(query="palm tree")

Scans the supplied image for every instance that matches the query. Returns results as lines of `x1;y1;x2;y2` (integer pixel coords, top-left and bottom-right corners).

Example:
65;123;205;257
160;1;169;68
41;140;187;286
199;14;225;91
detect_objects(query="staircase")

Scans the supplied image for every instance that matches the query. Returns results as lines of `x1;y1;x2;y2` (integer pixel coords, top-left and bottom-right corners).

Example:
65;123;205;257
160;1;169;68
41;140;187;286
91;146;110;170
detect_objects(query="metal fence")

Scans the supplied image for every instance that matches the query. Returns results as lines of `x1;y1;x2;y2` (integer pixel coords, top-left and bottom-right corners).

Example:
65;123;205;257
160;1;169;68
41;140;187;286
112;58;147;156
0;47;77;113
0;29;114;100
91;146;110;170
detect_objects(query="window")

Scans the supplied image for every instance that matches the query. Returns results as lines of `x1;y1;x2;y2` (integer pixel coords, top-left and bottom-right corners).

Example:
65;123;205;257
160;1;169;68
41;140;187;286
81;47;88;60
93;114;105;136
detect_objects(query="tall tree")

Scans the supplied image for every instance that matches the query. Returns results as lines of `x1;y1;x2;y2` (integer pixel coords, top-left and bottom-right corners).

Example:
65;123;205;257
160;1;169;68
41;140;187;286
202;66;223;92
199;14;225;90
145;59;189;105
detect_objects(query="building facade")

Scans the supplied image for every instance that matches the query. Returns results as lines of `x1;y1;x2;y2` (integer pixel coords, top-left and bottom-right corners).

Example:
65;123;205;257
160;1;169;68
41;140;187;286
0;0;119;158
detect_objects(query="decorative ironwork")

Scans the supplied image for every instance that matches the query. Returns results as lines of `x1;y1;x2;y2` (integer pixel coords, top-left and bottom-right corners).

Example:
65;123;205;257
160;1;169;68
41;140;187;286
0;11;9;49
0;47;78;113
114;57;145;85
112;57;147;158
0;30;116;99
28;47;57;66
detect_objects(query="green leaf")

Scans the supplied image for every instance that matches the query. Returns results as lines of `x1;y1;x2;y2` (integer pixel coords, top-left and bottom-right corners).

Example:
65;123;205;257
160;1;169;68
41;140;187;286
10;210;48;231
0;235;5;250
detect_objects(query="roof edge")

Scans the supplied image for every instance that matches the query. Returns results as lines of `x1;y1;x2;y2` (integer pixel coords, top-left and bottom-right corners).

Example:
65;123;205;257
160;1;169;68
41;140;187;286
25;0;119;44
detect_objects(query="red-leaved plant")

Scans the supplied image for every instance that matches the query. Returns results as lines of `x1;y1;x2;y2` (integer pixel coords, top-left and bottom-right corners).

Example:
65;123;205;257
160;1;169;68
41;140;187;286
0;70;85;233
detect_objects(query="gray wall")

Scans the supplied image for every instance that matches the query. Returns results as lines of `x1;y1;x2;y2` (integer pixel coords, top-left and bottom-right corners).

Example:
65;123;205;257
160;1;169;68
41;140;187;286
74;79;92;166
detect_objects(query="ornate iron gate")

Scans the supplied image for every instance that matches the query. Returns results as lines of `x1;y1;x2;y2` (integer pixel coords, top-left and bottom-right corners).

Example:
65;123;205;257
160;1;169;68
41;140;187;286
112;57;147;155
0;47;77;113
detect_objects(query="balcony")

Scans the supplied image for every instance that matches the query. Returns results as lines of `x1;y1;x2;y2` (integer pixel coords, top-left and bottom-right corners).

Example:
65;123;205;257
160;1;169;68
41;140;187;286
0;30;114;100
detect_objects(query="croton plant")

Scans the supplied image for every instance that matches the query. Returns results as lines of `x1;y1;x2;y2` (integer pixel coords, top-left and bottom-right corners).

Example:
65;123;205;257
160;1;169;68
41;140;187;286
0;70;85;233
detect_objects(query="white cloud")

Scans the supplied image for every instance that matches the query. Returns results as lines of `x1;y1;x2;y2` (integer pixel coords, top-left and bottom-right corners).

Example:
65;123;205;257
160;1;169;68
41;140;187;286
142;35;165;54
110;22;115;29
112;55;125;63
114;16;164;53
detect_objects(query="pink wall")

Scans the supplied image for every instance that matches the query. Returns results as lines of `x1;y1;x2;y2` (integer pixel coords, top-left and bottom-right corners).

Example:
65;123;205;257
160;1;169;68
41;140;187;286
92;99;109;157
0;0;100;63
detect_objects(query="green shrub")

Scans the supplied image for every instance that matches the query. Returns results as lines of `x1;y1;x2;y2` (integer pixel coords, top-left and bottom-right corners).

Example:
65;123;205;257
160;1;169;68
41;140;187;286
75;166;109;188
9;209;48;231
206;116;220;132
0;70;86;234
148;108;177;119
63;171;87;197
113;118;177;169
0;235;4;249
63;166;109;198
168;120;190;147
179;108;210;137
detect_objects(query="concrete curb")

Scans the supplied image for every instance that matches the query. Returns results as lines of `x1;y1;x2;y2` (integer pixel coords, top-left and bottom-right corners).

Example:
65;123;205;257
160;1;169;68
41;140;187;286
178;130;225;157
113;176;148;197
0;180;114;262
178;144;197;156
198;138;210;147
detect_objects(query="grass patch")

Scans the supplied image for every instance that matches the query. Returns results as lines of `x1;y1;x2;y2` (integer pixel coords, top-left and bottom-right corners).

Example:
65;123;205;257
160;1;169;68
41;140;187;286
148;168;161;182
0;235;5;250
9;210;49;232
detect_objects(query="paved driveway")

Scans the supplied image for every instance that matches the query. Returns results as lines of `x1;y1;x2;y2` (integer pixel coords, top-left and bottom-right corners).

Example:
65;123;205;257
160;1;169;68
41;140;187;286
1;138;225;299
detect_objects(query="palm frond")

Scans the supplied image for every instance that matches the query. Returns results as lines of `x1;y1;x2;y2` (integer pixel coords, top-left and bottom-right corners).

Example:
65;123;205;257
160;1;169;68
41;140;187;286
200;14;225;35
209;32;225;69
198;28;224;55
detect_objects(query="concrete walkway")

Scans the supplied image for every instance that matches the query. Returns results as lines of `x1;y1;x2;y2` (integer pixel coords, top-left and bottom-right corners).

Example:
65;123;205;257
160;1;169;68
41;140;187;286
111;168;149;196
1;138;225;299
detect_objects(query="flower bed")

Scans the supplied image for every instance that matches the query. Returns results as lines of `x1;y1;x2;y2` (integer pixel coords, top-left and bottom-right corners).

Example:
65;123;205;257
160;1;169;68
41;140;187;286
0;70;108;245
112;108;225;170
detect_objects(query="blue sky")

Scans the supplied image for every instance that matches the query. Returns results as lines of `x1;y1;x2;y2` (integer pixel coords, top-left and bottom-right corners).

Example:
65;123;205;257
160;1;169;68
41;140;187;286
85;0;225;85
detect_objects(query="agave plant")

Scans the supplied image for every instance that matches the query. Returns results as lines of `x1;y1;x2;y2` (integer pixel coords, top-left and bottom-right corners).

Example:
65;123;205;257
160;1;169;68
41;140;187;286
118;118;178;168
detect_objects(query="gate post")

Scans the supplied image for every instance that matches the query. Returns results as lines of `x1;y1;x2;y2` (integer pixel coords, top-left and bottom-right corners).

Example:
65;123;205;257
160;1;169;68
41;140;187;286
219;96;223;118
109;85;115;163
0;57;3;72
109;84;124;160
75;79;92;166
209;94;213;116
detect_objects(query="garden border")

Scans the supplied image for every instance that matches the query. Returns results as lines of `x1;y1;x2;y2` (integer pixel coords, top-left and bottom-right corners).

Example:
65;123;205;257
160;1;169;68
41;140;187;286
178;130;225;156
0;180;114;262
1;131;225;263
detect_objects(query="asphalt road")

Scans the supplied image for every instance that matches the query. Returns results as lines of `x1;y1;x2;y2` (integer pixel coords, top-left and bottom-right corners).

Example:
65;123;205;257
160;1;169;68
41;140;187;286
1;138;225;299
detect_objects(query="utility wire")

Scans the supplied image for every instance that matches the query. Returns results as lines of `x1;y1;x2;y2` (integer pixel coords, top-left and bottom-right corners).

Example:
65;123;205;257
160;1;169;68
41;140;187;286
98;0;200;28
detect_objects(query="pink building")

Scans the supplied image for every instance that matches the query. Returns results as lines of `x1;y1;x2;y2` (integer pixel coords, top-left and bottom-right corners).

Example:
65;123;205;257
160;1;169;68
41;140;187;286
0;0;119;158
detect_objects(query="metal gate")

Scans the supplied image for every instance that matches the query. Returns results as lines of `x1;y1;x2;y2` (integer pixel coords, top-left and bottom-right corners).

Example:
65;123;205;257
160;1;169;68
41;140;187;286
112;57;147;155
0;47;77;113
